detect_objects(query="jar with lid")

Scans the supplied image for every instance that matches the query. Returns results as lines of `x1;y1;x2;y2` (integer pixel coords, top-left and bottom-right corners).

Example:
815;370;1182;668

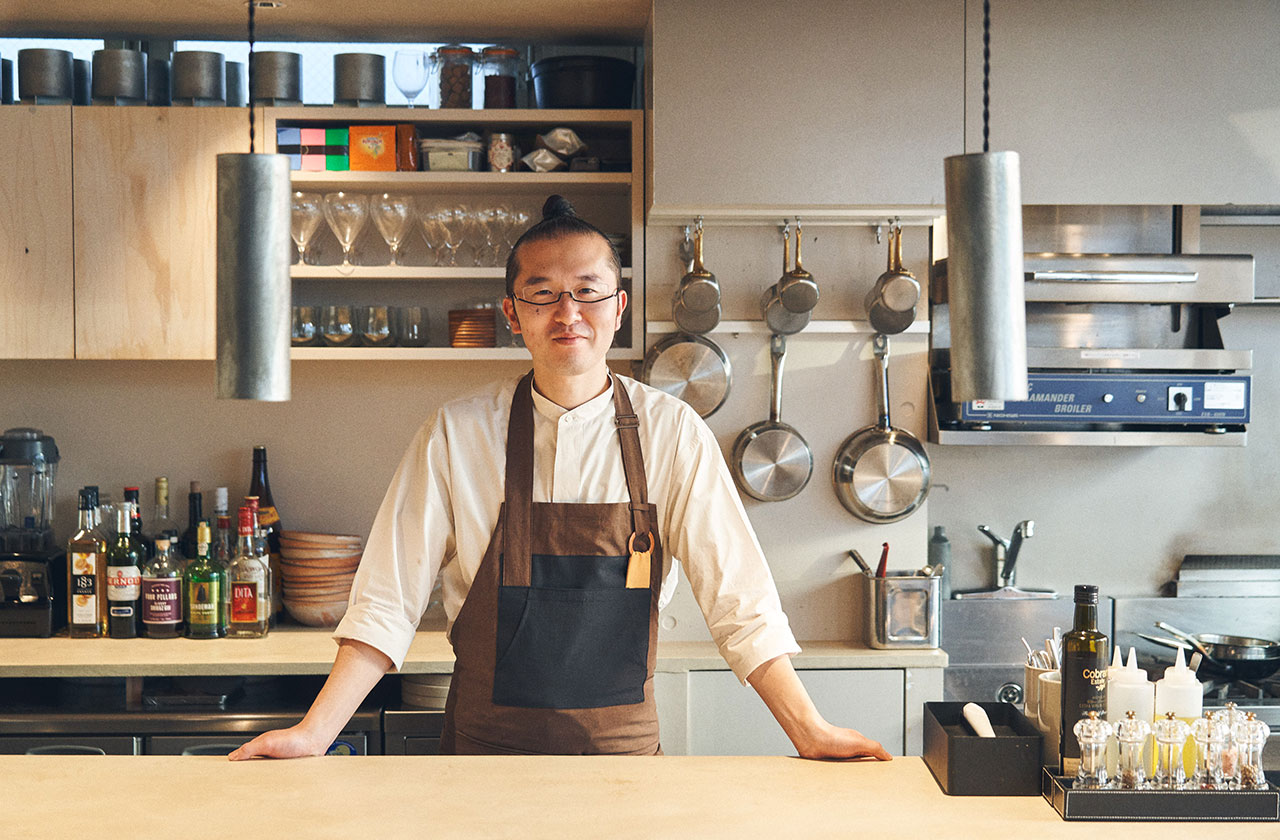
479;46;522;109
432;45;476;108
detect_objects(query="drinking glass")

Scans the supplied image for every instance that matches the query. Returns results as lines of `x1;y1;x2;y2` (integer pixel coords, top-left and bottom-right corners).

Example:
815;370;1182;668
393;306;429;347
473;206;502;267
418;204;447;266
393;50;430;108
504;208;532;251
358;305;394;346
439;205;468;267
320;305;356;347
291;306;319;346
371;193;414;266
459;207;487;266
290;192;324;265
322;192;369;275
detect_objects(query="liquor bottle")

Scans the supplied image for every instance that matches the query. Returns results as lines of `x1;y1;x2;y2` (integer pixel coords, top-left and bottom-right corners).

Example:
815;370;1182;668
249;447;284;618
67;489;107;638
212;511;233;567
178;481;204;561
152;477;180;556
244;495;279;623
227;506;269;638
1060;583;1109;776
106;506;144;639
140;538;182;638
123;486;152;560
184;521;227;639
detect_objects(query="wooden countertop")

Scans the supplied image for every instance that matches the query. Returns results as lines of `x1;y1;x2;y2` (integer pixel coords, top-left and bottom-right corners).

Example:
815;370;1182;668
0;629;947;677
6;755;1272;839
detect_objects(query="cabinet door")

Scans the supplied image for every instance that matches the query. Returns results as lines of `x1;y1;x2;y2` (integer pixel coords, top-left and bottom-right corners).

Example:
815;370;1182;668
686;669;905;756
0;106;74;359
73;107;248;359
650;0;964;209
966;0;1280;204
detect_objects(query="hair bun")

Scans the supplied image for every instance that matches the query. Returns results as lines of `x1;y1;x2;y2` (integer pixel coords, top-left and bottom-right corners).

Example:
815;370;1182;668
541;194;577;221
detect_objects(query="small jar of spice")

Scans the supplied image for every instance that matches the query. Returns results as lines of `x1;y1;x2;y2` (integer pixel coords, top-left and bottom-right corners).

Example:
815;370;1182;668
479;46;521;109
433;45;475;108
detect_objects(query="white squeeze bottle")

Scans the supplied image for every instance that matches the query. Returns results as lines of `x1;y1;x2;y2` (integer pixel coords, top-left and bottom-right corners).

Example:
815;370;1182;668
1154;646;1202;776
1105;648;1155;775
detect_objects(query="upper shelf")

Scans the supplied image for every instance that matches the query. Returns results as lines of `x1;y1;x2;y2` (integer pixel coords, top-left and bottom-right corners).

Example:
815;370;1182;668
289;170;632;194
292;266;634;280
268;106;640;129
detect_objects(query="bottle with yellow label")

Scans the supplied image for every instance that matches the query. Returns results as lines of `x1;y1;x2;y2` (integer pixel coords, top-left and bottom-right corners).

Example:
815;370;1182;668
67;489;107;638
1059;584;1109;776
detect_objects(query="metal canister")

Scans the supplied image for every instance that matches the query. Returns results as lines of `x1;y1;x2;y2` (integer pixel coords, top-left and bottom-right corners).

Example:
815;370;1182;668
91;49;146;105
18;48;73;102
1;58;13;104
72;59;92;105
225;61;247;107
250;51;301;105
147;56;171;106
172;51;226;105
487;132;516;172
333;53;384;106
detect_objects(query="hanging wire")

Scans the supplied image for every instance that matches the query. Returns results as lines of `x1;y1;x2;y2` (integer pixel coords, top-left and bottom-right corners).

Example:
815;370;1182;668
247;0;257;153
982;0;991;153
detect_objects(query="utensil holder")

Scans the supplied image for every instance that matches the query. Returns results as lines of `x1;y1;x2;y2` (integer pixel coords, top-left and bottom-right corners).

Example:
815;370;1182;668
865;572;939;649
18;48;74;103
334;53;385;106
251;51;302;105
91;49;146;104
172;51;226;105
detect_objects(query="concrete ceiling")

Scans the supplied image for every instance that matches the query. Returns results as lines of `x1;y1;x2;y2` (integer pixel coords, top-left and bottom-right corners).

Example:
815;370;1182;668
0;0;650;44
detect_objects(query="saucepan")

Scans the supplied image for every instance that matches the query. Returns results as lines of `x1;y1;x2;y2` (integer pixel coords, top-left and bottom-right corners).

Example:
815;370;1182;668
639;332;732;418
760;225;811;336
1141;621;1280;681
832;333;931;523
731;333;813;501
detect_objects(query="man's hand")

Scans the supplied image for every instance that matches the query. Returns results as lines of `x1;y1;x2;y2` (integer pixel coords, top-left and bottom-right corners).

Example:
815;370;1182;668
791;719;892;762
228;725;328;761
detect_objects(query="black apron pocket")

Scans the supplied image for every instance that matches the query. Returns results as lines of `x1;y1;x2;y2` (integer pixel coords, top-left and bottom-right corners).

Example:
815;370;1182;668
493;585;650;709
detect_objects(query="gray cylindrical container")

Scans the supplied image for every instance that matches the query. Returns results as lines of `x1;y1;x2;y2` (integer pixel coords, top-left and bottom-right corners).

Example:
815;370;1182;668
216;153;292;401
225;61;247;106
250;51;302;105
333;53;384;106
18;48;73;102
2;58;13;104
72;59;91;105
943;151;1028;402
172;51;226;105
147;56;171;106
91;49;147;104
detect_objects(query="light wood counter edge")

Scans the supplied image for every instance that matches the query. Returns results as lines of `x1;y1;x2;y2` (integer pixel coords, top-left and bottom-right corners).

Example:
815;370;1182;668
0;629;946;677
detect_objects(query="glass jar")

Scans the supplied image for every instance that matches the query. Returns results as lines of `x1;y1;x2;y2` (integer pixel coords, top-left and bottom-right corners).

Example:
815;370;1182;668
1191;712;1229;790
1071;711;1113;789
479;46;521;109
433;45;476;109
1114;711;1151;790
1153;712;1191;790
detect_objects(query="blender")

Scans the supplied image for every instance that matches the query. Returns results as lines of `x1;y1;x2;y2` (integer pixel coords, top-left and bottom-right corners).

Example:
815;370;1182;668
0;427;64;636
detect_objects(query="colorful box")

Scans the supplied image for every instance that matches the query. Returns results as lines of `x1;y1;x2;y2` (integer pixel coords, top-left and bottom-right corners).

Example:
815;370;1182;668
349;125;396;171
301;128;328;171
325;128;349;171
275;127;302;169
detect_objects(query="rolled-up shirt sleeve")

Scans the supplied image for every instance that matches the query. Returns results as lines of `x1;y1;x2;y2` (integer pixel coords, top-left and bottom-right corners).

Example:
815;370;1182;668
659;405;801;684
333;413;456;671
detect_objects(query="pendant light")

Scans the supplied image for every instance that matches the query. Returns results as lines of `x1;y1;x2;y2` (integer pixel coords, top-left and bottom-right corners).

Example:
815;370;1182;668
942;0;1028;402
216;0;291;401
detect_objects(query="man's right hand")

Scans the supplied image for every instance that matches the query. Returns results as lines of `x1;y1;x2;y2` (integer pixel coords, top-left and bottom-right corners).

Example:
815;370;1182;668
229;724;328;760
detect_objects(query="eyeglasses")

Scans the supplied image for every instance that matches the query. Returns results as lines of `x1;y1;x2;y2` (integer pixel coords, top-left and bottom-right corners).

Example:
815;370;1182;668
510;289;620;308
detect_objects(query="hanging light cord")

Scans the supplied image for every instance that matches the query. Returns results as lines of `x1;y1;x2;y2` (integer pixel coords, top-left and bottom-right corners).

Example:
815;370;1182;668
247;0;256;153
982;0;991;153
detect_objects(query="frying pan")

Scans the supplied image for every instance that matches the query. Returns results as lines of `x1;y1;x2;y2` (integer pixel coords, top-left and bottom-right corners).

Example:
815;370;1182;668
1148;621;1280;681
731;333;813;501
832;333;931;523
640;332;732;418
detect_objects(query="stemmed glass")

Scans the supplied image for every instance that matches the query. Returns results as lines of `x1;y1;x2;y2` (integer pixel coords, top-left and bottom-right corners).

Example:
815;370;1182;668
504;208;532;251
393;50;431;108
473;207;502;267
371;193;414;266
322;192;369;275
438;206;468;267
290;192;324;265
418;205;447;266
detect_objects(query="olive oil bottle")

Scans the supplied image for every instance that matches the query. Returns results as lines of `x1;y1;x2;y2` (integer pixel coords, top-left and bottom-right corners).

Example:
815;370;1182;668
1060;584;1109;775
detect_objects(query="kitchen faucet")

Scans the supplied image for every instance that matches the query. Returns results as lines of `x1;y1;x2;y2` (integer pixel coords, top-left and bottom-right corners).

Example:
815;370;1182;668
978;520;1034;588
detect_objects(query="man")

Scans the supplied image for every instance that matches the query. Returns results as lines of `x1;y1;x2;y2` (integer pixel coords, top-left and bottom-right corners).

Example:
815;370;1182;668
231;197;889;760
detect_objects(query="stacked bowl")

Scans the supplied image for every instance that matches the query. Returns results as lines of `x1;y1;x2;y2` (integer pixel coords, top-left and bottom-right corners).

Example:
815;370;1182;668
401;674;451;710
279;530;363;627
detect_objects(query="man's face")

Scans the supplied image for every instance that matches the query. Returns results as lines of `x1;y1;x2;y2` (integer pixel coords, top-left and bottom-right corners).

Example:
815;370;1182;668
502;233;627;379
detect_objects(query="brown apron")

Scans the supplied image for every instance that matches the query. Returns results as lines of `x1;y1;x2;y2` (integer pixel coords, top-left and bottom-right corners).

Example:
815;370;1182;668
440;371;663;755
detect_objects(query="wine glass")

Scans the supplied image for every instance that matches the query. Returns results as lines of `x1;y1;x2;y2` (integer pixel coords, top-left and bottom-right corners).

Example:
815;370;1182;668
436;206;467;267
322;192;369;275
393;50;430;108
290;192;323;265
504;208;532;251
459;207;488;267
371;193;414;266
418;202;447;266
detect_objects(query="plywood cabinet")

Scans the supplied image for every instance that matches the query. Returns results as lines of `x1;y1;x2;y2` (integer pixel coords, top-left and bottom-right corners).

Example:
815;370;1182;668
72;107;249;359
0;106;74;359
966;0;1280;204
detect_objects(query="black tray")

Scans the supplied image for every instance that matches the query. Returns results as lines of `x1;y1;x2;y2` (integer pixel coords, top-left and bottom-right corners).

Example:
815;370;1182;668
1043;767;1280;822
922;701;1043;796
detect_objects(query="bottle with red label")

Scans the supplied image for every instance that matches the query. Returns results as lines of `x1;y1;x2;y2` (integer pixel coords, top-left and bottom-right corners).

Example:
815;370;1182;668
106;505;143;639
227;506;269;638
249;447;284;620
141;538;183;638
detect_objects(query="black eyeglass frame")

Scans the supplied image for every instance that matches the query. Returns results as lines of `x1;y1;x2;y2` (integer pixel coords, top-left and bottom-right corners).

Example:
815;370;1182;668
508;289;622;308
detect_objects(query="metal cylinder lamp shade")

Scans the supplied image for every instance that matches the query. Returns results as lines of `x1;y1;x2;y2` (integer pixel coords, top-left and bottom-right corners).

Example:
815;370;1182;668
216;153;292;401
943;151;1029;402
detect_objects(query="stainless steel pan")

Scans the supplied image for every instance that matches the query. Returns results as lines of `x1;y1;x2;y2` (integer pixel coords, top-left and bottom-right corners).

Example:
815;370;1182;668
761;226;811;336
833;333;931;523
640;332;732;418
1148;621;1280;680
731;333;812;501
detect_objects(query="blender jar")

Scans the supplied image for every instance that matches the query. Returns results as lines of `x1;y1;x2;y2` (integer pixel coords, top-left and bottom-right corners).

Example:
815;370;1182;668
0;428;60;552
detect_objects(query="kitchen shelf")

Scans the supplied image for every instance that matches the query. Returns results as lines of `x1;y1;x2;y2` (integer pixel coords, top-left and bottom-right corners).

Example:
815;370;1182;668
646;320;930;335
647;205;945;227
292;266;634;280
292;347;641;361
289;170;632;195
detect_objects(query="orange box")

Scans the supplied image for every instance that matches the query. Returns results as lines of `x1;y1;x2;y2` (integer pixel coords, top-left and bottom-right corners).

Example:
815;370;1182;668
348;125;397;171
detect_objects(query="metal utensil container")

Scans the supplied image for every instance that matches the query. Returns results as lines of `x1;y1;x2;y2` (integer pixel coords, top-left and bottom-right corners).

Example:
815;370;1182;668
91;49;146;105
18;48;73;103
865;573;940;649
172;51;226;105
225;61;247;106
251;51;302;105
333;53;384;107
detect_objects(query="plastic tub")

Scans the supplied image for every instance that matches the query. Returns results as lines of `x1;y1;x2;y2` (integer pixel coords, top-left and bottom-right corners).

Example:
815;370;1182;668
530;55;634;109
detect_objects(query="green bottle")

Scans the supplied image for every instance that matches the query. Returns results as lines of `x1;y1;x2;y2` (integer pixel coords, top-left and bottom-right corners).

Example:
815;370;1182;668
184;521;227;639
1059;584;1109;776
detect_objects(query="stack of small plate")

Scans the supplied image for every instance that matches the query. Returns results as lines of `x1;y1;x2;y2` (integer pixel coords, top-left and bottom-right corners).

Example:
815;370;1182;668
279;530;363;628
448;308;496;348
401;674;452;710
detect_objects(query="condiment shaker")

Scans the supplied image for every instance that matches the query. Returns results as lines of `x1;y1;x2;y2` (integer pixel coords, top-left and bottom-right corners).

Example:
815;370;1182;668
1072;711;1113;789
1153;711;1191;790
1211;702;1244;784
1232;712;1271;790
1115;710;1151;790
1190;712;1229;789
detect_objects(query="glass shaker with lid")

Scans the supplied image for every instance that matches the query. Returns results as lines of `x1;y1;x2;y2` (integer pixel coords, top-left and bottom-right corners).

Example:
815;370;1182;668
433;45;476;109
479;46;522;109
1071;711;1113;789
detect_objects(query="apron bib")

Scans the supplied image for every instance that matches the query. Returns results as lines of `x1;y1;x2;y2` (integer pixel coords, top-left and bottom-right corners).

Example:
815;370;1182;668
441;372;663;755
